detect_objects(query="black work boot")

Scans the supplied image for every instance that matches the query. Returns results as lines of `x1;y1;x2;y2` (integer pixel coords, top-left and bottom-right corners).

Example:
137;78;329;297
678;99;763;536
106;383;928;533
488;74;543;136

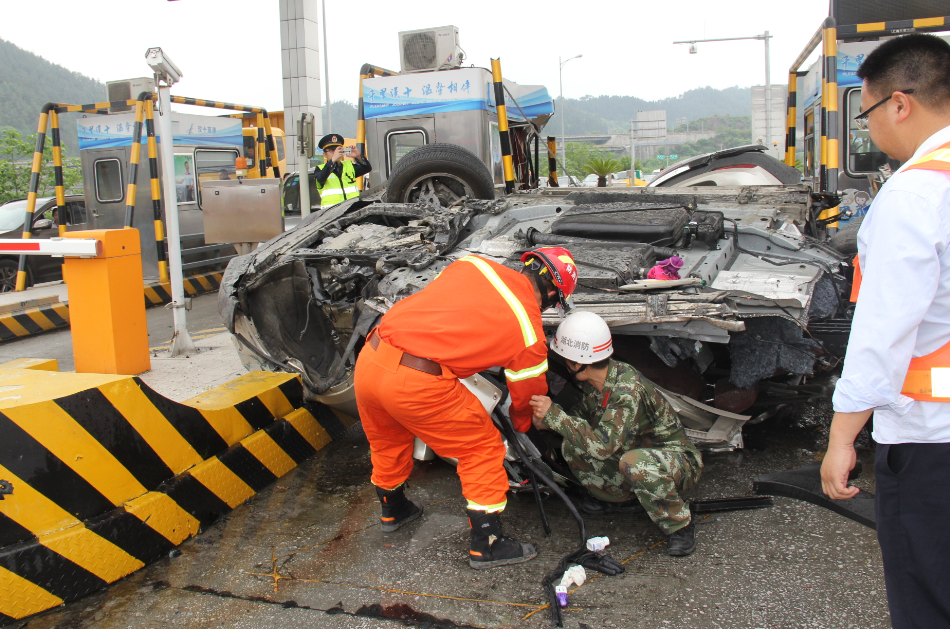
667;519;696;557
376;484;423;533
578;493;645;516
467;509;538;570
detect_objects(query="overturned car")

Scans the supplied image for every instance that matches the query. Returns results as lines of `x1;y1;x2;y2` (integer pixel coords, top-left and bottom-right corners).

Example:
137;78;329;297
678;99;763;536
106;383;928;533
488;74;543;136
218;179;850;454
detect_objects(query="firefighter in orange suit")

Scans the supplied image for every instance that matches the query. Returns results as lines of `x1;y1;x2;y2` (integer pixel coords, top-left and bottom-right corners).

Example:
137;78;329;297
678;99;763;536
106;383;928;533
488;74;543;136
354;247;578;569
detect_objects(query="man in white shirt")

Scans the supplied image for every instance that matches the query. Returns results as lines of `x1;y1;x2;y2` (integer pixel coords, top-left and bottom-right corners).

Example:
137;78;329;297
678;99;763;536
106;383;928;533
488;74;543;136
820;34;950;628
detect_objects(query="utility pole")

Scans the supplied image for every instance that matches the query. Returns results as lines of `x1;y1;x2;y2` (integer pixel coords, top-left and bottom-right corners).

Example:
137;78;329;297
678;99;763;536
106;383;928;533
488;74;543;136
322;0;331;132
674;32;774;157
559;54;582;179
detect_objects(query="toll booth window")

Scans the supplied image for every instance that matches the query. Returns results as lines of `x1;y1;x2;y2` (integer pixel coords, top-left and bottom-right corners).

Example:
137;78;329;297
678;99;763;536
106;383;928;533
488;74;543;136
387;131;427;175
67;200;87;225
94;159;124;203
847;90;899;175
195;149;240;207
174;154;198;204
803;111;816;177
275;136;285;162
243;136;257;167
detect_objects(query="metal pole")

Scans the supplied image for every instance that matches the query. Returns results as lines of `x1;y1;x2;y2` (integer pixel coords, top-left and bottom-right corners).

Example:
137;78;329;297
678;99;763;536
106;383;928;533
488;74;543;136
559;57;564;179
765;31;772;159
629;120;635;186
157;85;195;356
322;0;331;132
299;114;312;218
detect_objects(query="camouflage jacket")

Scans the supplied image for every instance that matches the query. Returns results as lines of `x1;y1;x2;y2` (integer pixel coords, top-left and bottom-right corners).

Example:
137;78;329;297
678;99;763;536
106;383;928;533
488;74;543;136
543;359;699;461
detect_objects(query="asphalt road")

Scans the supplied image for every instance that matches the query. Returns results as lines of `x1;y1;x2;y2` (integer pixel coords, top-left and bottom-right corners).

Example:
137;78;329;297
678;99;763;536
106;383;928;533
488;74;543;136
14;401;889;629
0;290;225;371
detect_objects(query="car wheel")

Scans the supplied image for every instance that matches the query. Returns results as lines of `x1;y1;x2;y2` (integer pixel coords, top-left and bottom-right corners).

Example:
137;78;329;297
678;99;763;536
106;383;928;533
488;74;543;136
385;143;496;206
0;260;22;293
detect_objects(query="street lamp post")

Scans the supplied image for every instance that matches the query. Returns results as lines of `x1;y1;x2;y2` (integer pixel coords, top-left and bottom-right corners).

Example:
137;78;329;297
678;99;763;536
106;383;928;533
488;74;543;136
673;32;773;157
559;54;582;180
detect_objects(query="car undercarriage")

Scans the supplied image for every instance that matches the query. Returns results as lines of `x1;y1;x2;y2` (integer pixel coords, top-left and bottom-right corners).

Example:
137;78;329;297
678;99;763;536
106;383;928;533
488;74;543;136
219;184;851;452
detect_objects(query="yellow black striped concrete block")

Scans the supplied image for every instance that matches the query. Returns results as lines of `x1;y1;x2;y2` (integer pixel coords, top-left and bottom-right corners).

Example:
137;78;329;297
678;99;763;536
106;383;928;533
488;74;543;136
0;367;355;623
0;302;69;341
143;271;223;306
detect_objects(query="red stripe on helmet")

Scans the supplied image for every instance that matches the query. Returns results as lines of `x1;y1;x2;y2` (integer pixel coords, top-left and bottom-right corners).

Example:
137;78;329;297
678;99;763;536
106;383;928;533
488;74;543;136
592;339;613;352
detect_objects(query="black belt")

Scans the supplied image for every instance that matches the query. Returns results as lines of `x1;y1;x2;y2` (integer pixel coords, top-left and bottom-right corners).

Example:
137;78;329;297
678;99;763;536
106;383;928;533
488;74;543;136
368;330;442;376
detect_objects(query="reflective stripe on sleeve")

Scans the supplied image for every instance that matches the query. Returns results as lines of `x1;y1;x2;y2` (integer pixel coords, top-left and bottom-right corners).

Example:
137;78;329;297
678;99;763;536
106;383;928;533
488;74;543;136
460;255;537;347
467;499;507;513
505;359;548;382
343;186;359;194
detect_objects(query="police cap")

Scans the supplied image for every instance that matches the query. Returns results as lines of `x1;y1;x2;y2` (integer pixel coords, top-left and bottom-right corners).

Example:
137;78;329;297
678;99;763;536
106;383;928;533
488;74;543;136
318;134;344;151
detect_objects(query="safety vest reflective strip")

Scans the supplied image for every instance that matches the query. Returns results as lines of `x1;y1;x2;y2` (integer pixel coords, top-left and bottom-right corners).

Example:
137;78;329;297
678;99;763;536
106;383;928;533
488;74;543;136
317;162;359;207
505;359;549;382
850;140;950;401
459;255;538;347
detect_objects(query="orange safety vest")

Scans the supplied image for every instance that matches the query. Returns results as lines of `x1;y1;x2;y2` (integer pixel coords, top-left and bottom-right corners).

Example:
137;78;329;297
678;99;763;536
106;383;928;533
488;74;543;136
849;141;950;402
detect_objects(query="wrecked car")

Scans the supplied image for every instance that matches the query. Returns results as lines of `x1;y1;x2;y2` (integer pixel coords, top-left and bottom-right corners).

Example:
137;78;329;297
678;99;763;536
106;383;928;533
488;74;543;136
219;169;851;461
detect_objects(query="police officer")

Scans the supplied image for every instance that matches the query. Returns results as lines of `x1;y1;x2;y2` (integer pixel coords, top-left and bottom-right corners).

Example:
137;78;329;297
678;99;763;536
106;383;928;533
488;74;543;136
529;311;703;556
314;134;372;208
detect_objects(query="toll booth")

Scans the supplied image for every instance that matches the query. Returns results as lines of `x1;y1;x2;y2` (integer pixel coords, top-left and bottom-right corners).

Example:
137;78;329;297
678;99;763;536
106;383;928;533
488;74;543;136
77;111;284;280
359;67;554;190
786;1;950;225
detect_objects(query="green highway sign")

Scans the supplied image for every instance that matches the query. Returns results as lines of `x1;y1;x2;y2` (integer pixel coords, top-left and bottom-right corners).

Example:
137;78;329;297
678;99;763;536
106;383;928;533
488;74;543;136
657;155;666;159
670;154;678;159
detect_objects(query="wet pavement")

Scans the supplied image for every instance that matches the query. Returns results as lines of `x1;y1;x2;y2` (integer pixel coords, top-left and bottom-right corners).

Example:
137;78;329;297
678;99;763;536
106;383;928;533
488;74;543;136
15;402;889;629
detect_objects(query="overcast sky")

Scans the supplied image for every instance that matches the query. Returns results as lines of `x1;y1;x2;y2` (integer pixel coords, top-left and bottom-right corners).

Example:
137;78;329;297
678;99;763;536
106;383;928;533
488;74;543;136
2;0;830;112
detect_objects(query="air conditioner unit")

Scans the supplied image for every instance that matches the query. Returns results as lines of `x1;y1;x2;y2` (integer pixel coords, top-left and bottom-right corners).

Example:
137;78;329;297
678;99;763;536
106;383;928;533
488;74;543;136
398;26;461;73
105;77;156;112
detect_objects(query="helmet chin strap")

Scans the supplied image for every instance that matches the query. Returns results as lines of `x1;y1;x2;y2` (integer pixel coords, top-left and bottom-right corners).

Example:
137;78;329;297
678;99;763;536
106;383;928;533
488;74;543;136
529;272;558;310
566;361;589;381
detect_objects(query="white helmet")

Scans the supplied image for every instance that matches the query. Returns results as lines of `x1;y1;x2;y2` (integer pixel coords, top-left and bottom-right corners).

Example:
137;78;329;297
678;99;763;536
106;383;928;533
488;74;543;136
550;311;614;364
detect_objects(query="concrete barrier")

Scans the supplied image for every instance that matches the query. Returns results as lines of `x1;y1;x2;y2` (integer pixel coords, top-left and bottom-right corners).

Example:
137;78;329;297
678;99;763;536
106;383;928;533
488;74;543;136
0;364;354;623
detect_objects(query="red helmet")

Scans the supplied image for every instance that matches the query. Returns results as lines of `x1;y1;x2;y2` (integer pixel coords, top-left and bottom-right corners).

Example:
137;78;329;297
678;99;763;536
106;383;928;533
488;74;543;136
520;246;578;310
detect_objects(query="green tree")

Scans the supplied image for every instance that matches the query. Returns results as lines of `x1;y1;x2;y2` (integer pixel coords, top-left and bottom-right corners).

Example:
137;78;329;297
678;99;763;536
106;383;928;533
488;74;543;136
0;129;83;205
583;156;622;187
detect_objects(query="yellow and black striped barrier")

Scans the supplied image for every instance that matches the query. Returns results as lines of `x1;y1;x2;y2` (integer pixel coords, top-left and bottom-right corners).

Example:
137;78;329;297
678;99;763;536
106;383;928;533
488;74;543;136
491;58;516;195
0;302;70;342
143;271;224;306
0;272;224;343
0;364;355;623
836;15;949;38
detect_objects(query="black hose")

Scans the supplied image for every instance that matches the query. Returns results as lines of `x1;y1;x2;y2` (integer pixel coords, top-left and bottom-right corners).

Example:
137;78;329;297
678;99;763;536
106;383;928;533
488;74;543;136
493;410;624;627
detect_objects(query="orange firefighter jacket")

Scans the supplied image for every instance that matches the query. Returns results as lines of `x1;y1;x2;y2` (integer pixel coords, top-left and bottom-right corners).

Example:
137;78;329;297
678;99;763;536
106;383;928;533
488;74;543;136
377;255;549;431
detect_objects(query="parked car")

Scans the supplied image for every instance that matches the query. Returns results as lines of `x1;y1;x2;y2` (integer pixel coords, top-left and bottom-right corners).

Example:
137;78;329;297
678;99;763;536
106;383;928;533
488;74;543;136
648;145;802;188
0;196;88;291
281;169;321;215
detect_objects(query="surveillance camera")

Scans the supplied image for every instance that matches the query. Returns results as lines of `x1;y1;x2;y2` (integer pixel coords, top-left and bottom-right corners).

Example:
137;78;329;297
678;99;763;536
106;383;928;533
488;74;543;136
145;47;183;85
689;44;698;54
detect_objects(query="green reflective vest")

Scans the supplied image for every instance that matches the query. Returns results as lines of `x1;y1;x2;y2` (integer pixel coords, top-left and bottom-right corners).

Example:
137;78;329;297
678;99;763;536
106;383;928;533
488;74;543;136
316;160;360;207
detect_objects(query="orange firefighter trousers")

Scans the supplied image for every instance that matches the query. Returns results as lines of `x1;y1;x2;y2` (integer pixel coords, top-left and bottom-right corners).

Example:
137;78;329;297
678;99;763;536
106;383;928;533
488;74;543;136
354;334;509;509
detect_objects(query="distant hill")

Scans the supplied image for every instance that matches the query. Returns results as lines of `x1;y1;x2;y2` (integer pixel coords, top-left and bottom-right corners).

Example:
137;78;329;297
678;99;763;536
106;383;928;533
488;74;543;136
0;38;754;150
322;86;753;138
555;86;753;135
0;38;105;154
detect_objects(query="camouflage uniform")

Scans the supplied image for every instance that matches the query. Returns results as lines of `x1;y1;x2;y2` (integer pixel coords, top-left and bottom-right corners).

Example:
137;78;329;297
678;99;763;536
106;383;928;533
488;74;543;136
543;359;703;534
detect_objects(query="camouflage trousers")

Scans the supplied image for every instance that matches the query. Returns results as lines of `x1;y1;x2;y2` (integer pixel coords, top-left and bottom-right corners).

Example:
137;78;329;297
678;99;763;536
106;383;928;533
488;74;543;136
563;445;702;534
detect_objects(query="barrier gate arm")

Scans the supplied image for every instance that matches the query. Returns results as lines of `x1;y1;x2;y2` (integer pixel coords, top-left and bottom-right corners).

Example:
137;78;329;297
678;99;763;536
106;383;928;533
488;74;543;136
0;238;102;257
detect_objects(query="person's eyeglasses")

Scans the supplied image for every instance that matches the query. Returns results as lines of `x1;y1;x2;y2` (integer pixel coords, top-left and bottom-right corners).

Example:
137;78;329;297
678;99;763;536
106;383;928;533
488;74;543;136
854;89;915;130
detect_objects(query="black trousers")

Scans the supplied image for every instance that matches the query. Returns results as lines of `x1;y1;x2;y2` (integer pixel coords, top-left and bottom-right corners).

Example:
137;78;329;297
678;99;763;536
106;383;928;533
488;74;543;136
876;442;950;629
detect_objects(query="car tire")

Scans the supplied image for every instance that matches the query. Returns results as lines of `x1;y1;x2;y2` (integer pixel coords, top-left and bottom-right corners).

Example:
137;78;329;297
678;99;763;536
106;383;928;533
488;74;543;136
384;143;496;206
829;215;863;255
0;259;24;293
